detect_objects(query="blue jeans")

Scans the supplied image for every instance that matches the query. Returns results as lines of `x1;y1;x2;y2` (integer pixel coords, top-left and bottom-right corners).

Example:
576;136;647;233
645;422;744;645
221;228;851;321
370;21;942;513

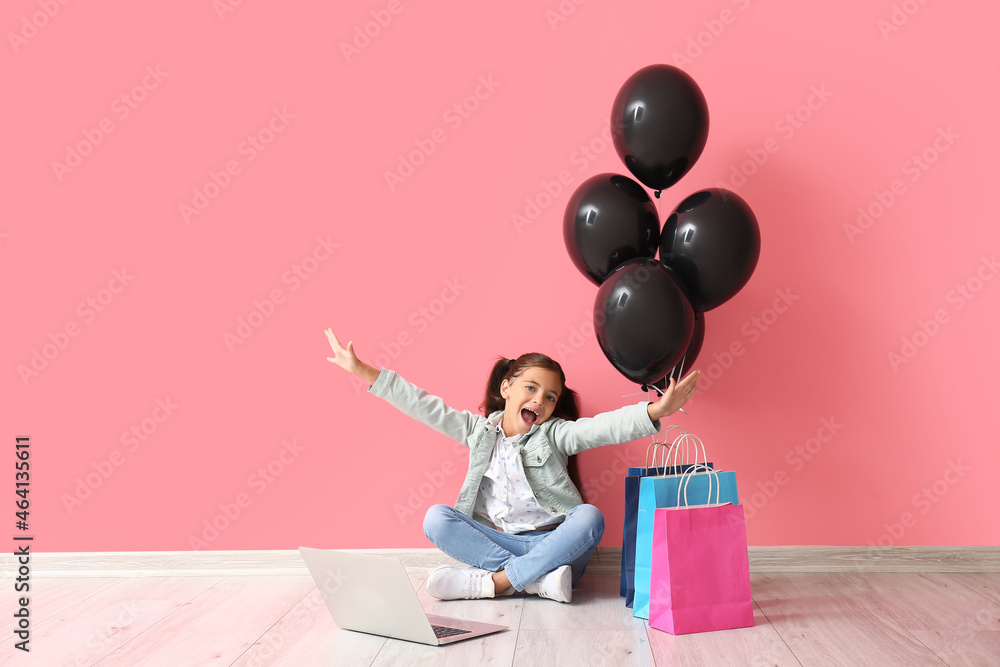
422;503;605;592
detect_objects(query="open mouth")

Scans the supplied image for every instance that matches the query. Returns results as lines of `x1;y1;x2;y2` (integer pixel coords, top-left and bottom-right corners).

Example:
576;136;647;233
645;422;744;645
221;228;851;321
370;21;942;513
520;407;540;425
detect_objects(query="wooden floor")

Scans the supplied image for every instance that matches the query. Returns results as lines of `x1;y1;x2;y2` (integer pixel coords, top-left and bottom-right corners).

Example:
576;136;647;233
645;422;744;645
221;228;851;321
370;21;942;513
1;568;998;666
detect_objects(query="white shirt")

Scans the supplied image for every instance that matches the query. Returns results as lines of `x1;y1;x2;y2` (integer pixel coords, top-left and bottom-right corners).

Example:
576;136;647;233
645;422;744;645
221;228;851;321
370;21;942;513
474;424;560;533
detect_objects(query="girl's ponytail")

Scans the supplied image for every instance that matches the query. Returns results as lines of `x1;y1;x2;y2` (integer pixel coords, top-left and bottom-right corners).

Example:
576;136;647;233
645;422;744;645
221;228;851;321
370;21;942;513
480;357;514;415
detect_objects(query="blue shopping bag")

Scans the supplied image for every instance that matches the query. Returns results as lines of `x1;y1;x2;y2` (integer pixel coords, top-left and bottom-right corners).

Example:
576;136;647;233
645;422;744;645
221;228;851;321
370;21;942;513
622;434;680;599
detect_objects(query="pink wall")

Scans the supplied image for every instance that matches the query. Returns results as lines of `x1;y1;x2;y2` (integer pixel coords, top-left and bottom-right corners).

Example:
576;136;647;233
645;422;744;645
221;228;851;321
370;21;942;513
6;1;998;552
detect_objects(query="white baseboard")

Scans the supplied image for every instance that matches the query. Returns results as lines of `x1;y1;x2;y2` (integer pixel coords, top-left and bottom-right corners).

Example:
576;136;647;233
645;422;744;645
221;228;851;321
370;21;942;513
4;546;998;578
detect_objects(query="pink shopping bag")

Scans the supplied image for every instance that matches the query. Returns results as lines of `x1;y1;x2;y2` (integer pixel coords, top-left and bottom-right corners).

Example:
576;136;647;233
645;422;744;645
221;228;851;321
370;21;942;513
648;466;753;635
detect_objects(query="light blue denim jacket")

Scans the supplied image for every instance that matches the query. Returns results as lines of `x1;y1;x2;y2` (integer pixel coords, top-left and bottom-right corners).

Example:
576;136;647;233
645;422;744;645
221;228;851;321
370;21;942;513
368;368;662;528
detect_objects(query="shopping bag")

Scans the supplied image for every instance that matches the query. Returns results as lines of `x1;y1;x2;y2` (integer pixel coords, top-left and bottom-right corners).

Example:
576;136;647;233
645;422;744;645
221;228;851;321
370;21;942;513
621;428;685;601
648;466;753;635
621;439;670;598
632;434;739;620
622;427;716;605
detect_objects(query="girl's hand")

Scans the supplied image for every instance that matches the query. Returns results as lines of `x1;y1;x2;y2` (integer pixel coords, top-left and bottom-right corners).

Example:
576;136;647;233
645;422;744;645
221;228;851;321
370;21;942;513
647;370;701;422
325;328;379;385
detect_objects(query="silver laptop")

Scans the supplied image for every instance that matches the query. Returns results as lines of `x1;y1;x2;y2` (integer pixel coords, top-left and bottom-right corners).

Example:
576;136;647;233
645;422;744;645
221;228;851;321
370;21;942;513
298;547;509;646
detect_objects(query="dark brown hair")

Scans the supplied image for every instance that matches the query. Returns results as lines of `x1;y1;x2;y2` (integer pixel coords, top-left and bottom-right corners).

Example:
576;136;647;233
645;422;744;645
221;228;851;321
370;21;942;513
479;353;587;499
480;353;580;420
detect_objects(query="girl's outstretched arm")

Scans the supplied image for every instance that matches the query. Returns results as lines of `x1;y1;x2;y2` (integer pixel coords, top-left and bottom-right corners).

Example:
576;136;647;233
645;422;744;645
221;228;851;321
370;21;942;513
647;370;701;422
326;328;481;445
325;328;379;386
547;369;702;456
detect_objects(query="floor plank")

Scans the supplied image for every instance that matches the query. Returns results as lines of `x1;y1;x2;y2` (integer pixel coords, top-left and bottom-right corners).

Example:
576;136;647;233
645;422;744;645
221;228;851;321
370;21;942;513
0;577;124;646
840;572;1000;632
906;627;1000;667
939;572;1000;606
230;587;387;667
0;576;220;665
514;629;654;667
646;601;801;666
93;576;315;666
900;573;1000;667
752;573;948;666
518;572;648;631
0;576;122;620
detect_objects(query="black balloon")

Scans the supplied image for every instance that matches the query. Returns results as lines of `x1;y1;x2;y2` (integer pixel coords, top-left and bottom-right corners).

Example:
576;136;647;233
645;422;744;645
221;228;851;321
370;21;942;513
652;311;705;391
563;173;660;285
610;65;709;192
659;188;760;312
594;258;695;385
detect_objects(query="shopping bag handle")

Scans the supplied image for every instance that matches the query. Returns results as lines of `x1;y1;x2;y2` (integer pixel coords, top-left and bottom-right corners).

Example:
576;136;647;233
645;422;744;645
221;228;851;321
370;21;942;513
645;425;687;469
666;433;708;470
644;441;671;469
677;463;721;507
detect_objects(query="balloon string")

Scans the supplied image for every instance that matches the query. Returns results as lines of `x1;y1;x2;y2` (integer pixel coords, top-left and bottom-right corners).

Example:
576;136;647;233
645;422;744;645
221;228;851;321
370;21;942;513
625;385;664;399
676;351;690;414
675;351;687;383
624;383;688;413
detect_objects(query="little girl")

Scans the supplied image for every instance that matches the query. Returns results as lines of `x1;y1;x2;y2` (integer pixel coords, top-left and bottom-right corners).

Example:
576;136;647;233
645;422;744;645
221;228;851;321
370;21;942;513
325;328;699;603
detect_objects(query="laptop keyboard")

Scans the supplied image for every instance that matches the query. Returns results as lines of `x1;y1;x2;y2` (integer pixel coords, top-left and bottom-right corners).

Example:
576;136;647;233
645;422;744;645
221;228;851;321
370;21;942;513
432;624;472;639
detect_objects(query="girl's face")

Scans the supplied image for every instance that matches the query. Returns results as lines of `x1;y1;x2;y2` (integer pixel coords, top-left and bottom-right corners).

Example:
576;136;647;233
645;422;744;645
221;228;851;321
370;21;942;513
499;366;563;436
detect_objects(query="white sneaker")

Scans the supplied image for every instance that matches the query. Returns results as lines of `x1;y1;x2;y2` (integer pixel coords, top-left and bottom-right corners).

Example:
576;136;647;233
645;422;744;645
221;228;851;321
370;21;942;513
426;565;497;600
524;565;572;603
